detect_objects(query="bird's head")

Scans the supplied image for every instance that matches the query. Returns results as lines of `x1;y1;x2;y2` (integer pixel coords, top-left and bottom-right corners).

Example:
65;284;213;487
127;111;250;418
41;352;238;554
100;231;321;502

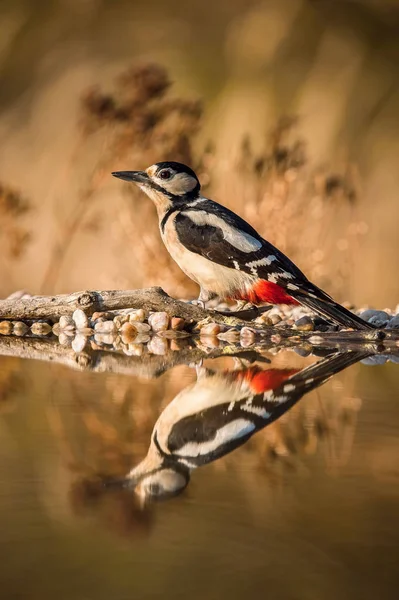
112;161;201;212
120;436;191;503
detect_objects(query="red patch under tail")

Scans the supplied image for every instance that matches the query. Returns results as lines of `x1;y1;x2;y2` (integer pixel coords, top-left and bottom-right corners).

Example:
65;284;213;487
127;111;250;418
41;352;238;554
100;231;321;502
232;279;299;305
233;367;300;394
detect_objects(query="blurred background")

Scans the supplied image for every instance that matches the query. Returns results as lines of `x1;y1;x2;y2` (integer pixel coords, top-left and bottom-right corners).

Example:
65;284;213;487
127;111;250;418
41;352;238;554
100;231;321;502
0;0;399;307
1;4;399;593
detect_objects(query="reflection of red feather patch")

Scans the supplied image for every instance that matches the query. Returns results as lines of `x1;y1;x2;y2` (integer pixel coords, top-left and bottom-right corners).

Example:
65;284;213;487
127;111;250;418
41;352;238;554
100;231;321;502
232;279;299;305
234;367;300;394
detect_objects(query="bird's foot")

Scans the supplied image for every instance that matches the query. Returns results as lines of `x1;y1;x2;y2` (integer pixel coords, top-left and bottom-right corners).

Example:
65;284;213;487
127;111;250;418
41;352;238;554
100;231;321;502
190;298;207;309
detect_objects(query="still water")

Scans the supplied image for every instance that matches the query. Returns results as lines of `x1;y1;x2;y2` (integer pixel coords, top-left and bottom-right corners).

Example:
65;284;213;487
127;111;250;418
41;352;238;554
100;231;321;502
0;344;398;600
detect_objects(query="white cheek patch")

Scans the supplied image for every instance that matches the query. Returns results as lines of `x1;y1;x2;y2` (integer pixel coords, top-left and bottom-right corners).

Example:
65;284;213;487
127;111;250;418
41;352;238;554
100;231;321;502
184;210;262;253
158;172;197;195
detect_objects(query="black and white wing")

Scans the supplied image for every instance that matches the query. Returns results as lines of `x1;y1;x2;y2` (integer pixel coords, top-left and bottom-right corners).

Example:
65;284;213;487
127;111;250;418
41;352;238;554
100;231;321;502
174;199;305;288
161;351;369;468
173;200;373;329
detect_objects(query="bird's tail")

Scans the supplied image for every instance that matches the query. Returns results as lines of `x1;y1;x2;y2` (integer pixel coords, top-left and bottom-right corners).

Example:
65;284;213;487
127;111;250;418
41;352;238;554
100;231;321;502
285;349;370;390
297;288;375;331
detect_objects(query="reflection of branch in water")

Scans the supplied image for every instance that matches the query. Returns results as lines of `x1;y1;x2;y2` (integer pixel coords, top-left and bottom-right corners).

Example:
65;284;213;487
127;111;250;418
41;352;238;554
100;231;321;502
0;332;393;381
113;350;369;503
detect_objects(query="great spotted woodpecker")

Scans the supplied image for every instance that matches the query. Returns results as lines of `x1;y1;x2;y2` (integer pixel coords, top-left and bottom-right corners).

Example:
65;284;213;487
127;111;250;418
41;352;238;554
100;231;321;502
121;350;367;501
112;162;373;330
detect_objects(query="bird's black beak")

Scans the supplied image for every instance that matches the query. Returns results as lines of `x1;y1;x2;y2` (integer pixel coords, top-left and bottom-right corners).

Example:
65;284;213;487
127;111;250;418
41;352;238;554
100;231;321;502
112;170;150;184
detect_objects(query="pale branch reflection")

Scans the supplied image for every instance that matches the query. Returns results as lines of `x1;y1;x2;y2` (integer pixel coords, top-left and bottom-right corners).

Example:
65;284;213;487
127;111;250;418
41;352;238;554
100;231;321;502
0;333;396;380
106;350;370;503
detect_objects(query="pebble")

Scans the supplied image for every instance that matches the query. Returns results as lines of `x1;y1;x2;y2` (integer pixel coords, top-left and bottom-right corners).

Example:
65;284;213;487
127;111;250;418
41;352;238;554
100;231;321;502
288;335;301;342
91;311;106;322
134;333;151;344
128;309;146;323
270;334;281;344
200;322;221;336
30;322;52;336
241;326;256;338
158;329;189;339
148;312;170;332
72;334;87;353
386;315;399;329
198;336;219;349
13;321;29;336
94;333;115;345
359;309;391;327
113;314;129;330
63;328;75;337
90;341;103;350
0;321;12;335
59;315;74;330
240;338;255;348
112;335;122;350
72;309;89;330
58;333;71;346
79;327;94;336
293;344;313;357
295;316;314;331
218;329;240;342
120;321;138;343
147;336;168;355
131;321;151;333
240;328;256;347
52;323;61;336
313;317;335;332
361;355;388;365
94;320;116;333
255;315;272;326
123;343;144;357
171;317;186;331
269;314;282;325
6;290;31;300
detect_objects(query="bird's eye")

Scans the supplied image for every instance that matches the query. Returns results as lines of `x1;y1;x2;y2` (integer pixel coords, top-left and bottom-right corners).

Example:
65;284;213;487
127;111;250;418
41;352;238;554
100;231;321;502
159;169;172;180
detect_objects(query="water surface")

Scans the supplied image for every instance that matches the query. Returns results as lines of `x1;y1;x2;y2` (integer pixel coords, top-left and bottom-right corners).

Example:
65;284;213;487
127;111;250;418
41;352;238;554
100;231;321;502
0;346;398;600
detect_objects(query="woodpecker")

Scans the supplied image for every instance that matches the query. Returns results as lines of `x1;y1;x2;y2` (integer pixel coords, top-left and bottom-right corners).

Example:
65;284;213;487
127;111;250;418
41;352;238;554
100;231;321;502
120;350;368;502
112;162;373;330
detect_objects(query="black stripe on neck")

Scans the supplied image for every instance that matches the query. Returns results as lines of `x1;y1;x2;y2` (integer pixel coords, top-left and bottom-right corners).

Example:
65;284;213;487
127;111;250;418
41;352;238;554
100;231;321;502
160;206;179;233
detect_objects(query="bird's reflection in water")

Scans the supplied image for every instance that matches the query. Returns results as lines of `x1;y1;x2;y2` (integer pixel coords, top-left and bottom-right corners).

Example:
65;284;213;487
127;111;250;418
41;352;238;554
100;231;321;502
120;350;368;502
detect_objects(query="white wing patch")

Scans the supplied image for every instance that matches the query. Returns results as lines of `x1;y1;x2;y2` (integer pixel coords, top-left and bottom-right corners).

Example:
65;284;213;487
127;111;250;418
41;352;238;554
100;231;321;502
246;256;276;275
176;419;256;457
184;210;262;253
241;405;271;418
283;384;295;392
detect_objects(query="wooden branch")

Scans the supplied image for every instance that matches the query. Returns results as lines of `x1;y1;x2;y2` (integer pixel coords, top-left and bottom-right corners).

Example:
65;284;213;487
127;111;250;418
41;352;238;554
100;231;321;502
0;287;396;345
0;287;251;327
